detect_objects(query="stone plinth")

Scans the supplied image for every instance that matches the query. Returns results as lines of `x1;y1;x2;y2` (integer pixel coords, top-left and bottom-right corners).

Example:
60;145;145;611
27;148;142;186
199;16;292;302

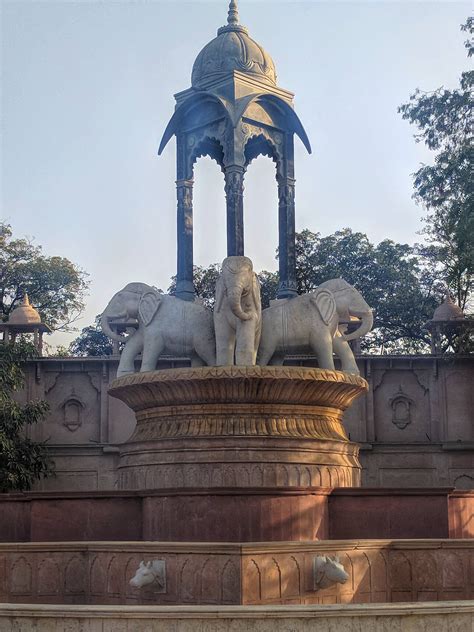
108;366;367;490
1;602;474;631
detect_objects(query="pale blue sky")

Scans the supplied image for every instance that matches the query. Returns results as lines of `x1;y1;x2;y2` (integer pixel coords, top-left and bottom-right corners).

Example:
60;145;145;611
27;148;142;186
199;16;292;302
1;0;470;347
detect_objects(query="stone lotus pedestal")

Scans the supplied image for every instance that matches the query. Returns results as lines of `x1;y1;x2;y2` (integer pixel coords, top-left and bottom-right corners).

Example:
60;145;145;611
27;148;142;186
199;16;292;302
109;366;367;491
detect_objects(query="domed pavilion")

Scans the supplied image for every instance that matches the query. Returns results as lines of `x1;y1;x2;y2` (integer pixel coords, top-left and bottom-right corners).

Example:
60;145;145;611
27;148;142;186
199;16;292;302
159;0;311;301
0;293;51;355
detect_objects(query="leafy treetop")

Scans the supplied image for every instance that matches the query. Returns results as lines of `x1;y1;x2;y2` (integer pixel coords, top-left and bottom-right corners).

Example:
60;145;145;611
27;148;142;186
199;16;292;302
0;223;89;331
398;18;473;311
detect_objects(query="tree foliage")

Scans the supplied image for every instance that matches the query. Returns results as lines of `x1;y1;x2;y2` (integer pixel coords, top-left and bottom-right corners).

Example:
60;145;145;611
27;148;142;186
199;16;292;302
0;341;53;492
168;264;221;309
290;228;441;353
0;223;89;330
68;315;113;357
398;18;473;310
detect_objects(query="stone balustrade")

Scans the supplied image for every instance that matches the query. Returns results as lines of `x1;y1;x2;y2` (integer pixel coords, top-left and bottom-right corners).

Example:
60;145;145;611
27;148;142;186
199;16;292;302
1;540;473;606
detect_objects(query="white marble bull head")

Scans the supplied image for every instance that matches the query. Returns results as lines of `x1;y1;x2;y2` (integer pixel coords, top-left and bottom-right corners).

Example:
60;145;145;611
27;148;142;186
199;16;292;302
313;555;349;591
129;560;166;592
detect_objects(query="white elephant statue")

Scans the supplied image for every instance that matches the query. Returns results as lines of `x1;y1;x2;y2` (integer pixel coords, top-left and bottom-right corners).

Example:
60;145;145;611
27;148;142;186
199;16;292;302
214;256;262;366
317;279;373;375
257;279;373;374
101;283;216;377
257;288;339;369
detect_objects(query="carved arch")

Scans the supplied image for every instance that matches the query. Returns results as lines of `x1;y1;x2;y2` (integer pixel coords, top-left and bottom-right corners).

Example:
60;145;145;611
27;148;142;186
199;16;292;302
244;133;279;170
159;93;232;155
191;135;225;171
239;93;312;153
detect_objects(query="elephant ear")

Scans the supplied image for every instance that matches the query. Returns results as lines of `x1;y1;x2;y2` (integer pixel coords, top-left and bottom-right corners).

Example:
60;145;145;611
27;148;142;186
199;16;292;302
252;273;261;314
311;289;337;326
214;276;225;313
138;291;162;326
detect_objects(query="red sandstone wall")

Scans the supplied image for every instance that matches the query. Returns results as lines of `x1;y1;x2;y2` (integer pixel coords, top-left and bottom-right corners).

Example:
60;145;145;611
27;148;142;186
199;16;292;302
0;488;471;543
329;489;451;539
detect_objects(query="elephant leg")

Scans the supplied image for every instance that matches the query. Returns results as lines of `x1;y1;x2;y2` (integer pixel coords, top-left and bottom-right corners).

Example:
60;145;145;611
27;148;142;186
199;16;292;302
140;336;165;373
194;336;216;366
235;318;258;365
257;345;275;366
310;331;336;371
215;319;235;365
117;332;143;377
333;337;360;375
217;338;235;365
191;354;205;368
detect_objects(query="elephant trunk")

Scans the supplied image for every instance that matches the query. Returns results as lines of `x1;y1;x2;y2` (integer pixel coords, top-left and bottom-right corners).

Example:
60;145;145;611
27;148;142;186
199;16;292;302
340;311;373;342
228;287;251;321
101;311;128;342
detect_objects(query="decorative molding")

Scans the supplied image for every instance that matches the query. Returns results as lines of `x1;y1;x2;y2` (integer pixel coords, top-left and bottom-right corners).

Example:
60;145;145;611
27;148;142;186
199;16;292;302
413;369;430;394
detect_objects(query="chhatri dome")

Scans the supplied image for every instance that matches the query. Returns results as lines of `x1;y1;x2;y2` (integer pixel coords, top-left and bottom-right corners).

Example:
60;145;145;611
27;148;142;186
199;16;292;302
0;293;50;355
432;292;465;322
8;293;42;325
191;0;277;89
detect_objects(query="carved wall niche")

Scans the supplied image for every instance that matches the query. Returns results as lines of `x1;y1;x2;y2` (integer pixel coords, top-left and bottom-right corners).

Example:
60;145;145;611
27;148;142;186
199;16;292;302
389;387;414;430
42;371;100;444
61;397;84;432
373;369;430;442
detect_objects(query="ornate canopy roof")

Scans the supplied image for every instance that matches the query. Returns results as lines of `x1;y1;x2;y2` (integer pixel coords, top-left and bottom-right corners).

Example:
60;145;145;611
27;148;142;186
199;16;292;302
191;1;276;89
158;0;311;302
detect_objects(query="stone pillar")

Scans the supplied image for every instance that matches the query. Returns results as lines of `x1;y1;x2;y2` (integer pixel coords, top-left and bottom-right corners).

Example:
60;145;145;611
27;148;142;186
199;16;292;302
225;166;245;256
175;178;195;301
277;176;297;299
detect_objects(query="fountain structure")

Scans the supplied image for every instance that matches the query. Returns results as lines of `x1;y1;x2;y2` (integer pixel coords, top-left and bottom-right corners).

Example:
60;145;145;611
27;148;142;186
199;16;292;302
106;0;369;532
1;2;473;630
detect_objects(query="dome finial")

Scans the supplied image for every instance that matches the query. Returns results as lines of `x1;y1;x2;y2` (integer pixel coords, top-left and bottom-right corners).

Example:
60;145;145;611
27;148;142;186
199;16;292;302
227;0;239;26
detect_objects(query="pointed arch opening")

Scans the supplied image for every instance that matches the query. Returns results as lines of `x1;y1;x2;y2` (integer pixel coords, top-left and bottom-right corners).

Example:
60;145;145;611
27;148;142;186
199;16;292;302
193;155;227;268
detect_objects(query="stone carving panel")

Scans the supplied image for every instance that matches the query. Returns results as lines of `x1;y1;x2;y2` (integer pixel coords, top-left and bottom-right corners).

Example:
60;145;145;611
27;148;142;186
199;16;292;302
43;371;100;444
221;560;239;604
37;559;60;597
10;557;32;595
373;370;430;442
64;556;86;596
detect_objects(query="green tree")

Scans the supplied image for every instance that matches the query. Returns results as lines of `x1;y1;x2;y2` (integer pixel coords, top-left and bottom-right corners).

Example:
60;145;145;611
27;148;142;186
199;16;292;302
69;316;114;357
0;223;89;330
398;18;473;310
291;228;441;353
168;264;221;308
0;341;53;492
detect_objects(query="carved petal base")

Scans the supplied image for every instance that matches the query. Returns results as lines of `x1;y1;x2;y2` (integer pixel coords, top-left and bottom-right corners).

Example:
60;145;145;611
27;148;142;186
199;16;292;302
109;366;368;490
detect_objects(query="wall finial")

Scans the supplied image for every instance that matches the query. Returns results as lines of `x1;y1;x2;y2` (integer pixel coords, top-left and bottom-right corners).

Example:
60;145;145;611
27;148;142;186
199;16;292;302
227;0;239;26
